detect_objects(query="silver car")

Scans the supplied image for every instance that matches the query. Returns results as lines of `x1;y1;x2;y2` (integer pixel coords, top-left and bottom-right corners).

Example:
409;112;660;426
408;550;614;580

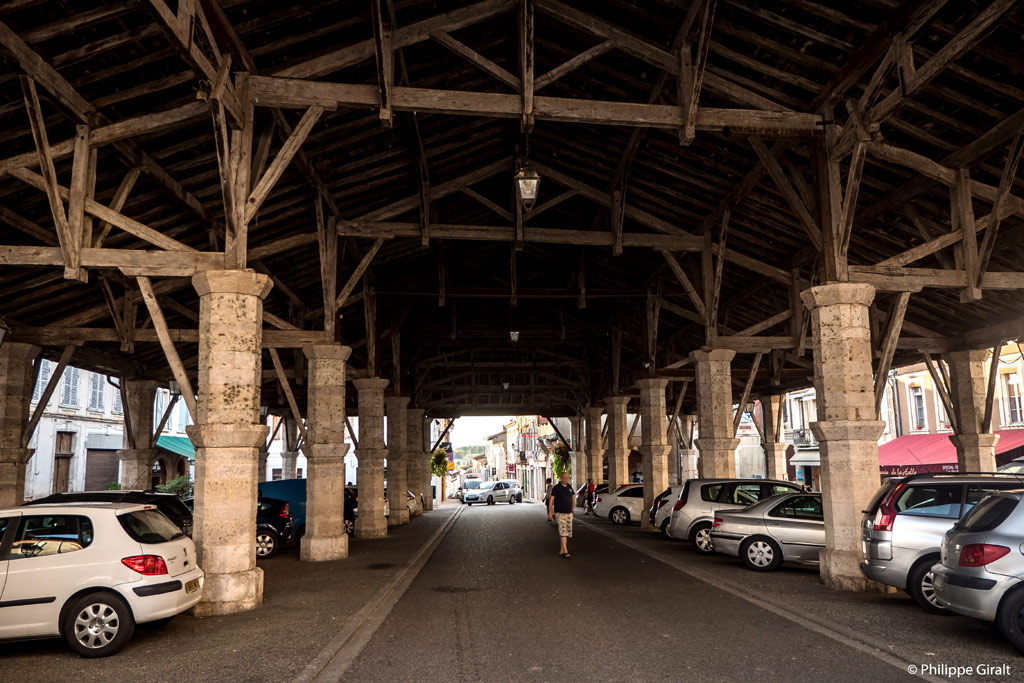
666;478;804;553
859;473;1024;613
463;480;516;506
710;493;825;571
933;490;1024;654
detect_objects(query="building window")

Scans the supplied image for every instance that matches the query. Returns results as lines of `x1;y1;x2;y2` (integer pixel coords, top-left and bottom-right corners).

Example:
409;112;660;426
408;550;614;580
60;367;80;407
936;398;952;431
272;468;282;481
910;386;926;431
88;373;105;412
112;384;123;414
32;359;52;404
1002;372;1022;425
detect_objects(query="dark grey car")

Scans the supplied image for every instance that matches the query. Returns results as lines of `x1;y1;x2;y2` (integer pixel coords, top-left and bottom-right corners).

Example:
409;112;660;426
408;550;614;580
710;493;824;571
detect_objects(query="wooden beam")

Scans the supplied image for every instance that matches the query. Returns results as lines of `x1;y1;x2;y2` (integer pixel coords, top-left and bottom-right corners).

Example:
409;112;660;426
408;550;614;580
371;0;394;125
977;134;1024;286
922;352;960;435
678;0;715;145
666;380;689;441
248;77;823;135
335;238;384;309
150;394;180;448
750;136;822;250
11;326;328;348
0;245;224;277
849;265;1024;291
93;167;141;248
733;352;763;434
982;342;1002;433
22;344;76;448
519;0;534;131
659;250;705;318
316;198;337;338
244;105;323;223
430;31;519;91
460;187;513;222
136;276;198;421
953;168;983;302
534;39;615;90
268;348;311;458
731;309;793;337
873;291;910;411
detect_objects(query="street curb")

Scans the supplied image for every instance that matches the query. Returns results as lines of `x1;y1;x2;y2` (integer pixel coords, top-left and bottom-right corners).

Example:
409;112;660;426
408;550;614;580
294;506;464;683
576;518;943;683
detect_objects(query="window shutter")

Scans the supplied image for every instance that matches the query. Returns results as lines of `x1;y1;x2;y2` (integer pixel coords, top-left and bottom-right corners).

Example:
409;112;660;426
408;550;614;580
89;373;104;411
61;367;80;406
112;384;123;414
33;360;51;403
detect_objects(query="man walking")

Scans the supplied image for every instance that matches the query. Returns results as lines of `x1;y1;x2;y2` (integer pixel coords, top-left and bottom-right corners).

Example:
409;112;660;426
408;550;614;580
548;470;576;558
585;477;597;516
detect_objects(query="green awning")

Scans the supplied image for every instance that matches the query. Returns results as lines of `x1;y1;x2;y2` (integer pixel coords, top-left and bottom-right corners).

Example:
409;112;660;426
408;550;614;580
156;435;195;461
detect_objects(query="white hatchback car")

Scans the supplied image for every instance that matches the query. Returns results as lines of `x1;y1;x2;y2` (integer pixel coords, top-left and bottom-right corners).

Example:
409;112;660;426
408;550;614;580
594;484;645;525
0;503;204;657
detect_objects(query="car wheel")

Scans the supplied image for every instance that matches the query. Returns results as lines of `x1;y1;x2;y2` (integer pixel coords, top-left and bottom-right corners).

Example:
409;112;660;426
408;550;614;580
256;530;279;558
508;496;515;505
343;517;355;535
997;588;1024;653
690;523;714;554
610;507;630;525
741;537;782;572
487;496;495;505
63;592;135;658
909;558;948;614
659;519;670;536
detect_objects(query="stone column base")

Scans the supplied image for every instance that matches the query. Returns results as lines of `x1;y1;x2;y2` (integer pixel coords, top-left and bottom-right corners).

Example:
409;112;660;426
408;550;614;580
820;549;885;592
192;566;264;617
694;438;739;479
301;533;349;561
951;433;999;472
388;506;410;526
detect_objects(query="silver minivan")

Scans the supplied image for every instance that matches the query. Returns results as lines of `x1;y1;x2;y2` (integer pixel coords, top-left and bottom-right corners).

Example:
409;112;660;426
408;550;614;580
860;473;1024;613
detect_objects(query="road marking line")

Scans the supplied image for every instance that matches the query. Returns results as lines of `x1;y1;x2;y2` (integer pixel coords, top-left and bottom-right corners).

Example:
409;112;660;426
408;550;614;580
577;518;942;683
294;506;464;683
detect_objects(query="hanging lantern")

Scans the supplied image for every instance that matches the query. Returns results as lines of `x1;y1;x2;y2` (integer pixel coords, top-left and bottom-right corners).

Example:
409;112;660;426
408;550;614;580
514;165;540;210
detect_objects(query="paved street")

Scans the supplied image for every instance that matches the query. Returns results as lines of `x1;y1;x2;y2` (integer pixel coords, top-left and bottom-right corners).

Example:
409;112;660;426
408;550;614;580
3;502;1019;682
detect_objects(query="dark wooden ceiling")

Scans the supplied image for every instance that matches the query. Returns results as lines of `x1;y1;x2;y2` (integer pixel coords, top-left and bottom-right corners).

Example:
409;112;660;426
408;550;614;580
1;0;1023;417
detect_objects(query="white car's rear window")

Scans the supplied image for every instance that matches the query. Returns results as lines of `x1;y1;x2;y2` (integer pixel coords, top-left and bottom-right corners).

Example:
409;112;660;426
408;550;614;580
118;509;185;544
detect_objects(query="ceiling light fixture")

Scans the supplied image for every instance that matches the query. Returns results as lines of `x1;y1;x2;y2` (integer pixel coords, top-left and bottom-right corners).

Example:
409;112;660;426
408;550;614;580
514;164;540;211
510;330;520;343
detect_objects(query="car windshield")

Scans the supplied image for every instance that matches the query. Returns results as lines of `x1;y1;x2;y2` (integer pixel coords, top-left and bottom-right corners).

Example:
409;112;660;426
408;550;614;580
118;509;185;544
480;482;496;490
464;480;482;489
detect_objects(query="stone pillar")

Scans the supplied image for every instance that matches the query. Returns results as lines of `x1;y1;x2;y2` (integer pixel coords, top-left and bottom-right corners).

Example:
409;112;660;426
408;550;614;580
570;414;585;487
280;416;298;479
762;395;789;481
407;408;425;517
947;349;999;472
187;269;272;616
354;378;389;538
802;283;885;592
692;349;739;479
385;396;410;526
585;406;605;484
301;344;352;561
118;379;159;490
605;396;630;490
0;343;40;507
257;446;268;483
638;378;671;531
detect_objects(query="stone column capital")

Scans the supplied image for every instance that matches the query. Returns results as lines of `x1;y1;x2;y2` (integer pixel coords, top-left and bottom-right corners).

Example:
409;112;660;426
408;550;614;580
192;269;273;298
353;377;390;392
950;433;1000;450
800;282;875;309
303;344;352;362
604;395;630;407
689;348;736;363
0;342;40;360
406;407;425;420
0;447;33;465
186;424;268;448
946;348;992;364
116;447;158;463
809;419;885;443
385;395;410;412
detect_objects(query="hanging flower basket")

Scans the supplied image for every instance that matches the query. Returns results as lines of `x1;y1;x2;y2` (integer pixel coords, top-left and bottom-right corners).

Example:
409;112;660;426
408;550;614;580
551;441;571;477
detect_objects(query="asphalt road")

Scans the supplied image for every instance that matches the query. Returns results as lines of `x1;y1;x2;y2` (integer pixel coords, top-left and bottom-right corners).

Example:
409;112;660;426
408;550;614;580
344;503;923;683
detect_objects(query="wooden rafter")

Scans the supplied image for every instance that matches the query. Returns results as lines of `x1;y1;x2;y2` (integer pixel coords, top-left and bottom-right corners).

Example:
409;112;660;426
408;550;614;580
135;276;198;421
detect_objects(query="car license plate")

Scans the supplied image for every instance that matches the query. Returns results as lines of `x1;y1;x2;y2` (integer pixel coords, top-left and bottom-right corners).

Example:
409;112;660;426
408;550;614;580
185;578;201;594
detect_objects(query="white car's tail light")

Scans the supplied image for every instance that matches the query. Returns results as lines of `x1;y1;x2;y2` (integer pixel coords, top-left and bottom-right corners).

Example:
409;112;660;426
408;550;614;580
121;555;169;575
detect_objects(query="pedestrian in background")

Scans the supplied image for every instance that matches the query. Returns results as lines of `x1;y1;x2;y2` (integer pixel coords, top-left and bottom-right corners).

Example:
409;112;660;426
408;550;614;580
543;477;554;524
585;478;597;516
548;470;576;557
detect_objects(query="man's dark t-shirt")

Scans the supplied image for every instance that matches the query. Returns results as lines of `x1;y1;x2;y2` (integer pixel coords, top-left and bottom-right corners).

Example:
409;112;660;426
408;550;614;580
550;482;575;514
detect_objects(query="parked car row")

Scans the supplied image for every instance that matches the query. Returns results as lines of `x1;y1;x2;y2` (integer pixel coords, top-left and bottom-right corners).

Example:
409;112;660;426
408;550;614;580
460;479;522;506
599;472;1024;655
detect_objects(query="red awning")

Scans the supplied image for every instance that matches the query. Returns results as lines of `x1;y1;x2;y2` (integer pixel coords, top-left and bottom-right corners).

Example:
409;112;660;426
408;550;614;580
878;429;1024;475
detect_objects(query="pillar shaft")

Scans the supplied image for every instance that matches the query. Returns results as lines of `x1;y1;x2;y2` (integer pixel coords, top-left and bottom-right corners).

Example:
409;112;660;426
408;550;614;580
281;416;298;479
407;408;425;517
300;344;352;561
605;396;630;490
354;378;389;538
585;406;605;485
947;349;998;472
188;269;272;616
385;396;410;525
257;447;268;483
638;378;670;531
762;395;788;481
692;349;739;479
118;379;159;489
0;343;40;507
802;283;885;592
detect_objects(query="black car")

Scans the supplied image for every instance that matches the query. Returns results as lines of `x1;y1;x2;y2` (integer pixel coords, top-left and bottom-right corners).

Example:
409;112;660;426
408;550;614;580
183;496;295;558
25;490;194;536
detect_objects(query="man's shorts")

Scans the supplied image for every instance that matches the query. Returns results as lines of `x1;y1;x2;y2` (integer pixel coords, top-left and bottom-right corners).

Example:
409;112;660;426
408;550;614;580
554;512;573;538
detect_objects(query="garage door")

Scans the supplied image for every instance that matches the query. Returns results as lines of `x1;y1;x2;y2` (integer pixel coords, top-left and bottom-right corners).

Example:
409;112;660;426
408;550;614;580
85;449;119;490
